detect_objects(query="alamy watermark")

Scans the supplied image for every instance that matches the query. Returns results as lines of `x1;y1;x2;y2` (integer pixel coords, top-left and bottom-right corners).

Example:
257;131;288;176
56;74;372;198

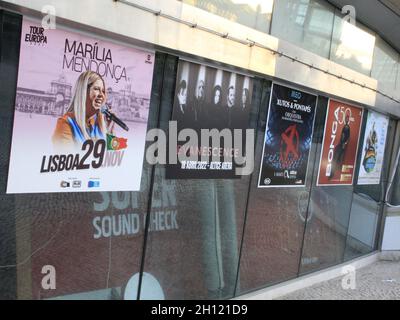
342;5;356;25
341;265;356;290
41;265;56;290
41;5;56;30
145;121;255;176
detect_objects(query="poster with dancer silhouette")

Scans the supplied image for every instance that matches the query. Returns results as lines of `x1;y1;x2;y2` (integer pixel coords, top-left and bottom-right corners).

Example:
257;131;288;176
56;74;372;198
258;83;317;187
317;99;363;186
357;111;389;185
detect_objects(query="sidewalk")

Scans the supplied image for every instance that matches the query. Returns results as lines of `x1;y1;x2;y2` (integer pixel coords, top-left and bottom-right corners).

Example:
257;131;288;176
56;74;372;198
278;260;400;300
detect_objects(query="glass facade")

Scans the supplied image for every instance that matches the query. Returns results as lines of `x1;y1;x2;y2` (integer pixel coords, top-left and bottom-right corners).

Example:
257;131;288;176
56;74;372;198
0;10;21;300
371;37;399;92
182;0;400;90
181;0;274;34
238;82;315;293
138;55;258;300
344;117;397;260
0;0;400;300
270;0;335;59
330;16;376;75
390;152;400;206
296;98;350;274
397;59;400;91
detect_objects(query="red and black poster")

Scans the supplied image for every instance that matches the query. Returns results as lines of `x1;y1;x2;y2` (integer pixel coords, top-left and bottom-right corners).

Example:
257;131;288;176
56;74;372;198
317;99;363;186
258;83;317;187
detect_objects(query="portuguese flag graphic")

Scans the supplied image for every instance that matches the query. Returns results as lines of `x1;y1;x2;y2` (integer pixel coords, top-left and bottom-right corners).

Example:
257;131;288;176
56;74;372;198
107;134;128;151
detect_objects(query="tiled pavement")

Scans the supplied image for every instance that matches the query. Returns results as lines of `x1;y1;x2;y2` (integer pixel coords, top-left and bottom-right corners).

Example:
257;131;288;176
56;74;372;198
278;260;400;300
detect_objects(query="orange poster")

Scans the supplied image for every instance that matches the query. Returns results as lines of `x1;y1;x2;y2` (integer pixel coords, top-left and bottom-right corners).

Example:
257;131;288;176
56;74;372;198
317;99;363;186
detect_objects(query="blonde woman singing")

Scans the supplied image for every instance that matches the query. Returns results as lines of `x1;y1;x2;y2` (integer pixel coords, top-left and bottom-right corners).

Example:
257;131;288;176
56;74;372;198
52;71;114;149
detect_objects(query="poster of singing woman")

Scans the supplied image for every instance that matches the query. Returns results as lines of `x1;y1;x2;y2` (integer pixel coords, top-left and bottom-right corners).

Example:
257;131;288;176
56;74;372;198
7;18;155;193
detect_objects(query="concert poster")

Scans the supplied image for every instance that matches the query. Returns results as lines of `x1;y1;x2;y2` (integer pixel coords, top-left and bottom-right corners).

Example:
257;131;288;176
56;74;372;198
166;60;253;179
258;83;317;188
7;18;155;193
317;99;363;186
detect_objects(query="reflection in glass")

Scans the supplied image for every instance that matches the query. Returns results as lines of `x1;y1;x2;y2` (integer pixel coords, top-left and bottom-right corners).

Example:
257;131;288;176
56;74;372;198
390;158;400;205
270;0;335;58
141;56;252;300
199;180;241;298
299;98;354;275
345;116;394;261
344;194;380;260
300;186;353;274
181;0;274;34
238;82;312;293
330;15;376;75
397;57;400;92
143;171;248;299
371;37;399;92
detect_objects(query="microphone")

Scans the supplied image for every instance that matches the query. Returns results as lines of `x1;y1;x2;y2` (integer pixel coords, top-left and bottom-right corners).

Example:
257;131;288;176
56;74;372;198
101;105;129;131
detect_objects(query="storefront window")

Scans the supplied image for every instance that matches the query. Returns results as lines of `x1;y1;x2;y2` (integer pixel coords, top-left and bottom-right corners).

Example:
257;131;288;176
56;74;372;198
344;115;395;261
390;158;400;205
344;194;380;260
238;82;319;293
0;11;165;298
0;10;21;300
140;56;258;300
299;97;355;275
0;5;398;300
